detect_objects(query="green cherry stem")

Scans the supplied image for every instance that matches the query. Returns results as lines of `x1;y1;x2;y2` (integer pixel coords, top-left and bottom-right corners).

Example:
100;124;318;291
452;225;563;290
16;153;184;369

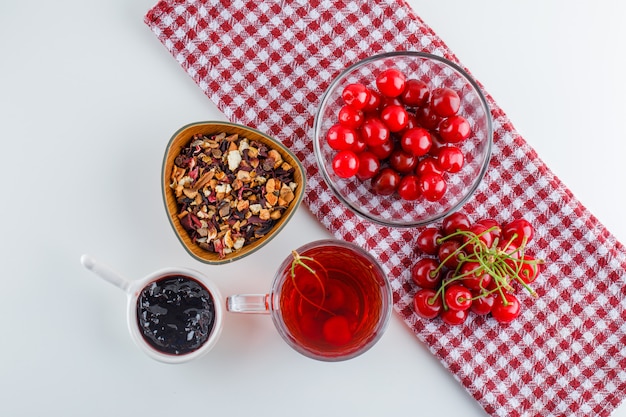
430;226;542;308
432;226;496;276
290;250;334;315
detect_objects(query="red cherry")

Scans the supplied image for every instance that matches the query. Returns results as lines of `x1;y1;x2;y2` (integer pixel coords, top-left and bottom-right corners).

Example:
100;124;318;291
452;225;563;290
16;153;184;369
416;227;443;255
502;219;535;246
419;173;447;201
464;223;495;253
438;115;471;143
326;124;359;151
476;218;502;240
398;175;421;201
360;117;390;147
322;316;352;346
415;105;441;130
338;105;365;129
371;168;400;195
517;255;541;285
380;104;409;132
437;240;464;269
362;88;381;113
400;78;430;107
430;87;460;117
389;149;418;174
442;212;471;235
428;130;447;156
376;68;406;97
415;156;444;177
400;127;432;157
413;288;442;319
411;258;441;289
342;83;370;110
356;151;381;181
491;293;521;324
437;146;464;173
441;308;468;325
444;284;472;311
459;261;492;291
331;150;359;178
470;293;495;316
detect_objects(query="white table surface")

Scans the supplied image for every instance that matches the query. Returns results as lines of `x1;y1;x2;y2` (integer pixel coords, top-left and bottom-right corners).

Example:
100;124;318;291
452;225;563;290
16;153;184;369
1;1;625;416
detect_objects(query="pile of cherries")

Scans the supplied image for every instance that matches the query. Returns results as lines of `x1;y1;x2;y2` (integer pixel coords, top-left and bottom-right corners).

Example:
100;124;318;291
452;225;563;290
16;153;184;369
411;212;543;325
326;67;472;202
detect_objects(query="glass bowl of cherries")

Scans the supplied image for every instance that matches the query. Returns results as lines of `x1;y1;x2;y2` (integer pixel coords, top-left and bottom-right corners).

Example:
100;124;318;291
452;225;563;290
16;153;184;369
313;51;493;227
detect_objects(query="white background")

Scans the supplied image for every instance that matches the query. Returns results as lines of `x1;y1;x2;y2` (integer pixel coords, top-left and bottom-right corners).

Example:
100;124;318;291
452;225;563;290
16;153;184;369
1;1;625;416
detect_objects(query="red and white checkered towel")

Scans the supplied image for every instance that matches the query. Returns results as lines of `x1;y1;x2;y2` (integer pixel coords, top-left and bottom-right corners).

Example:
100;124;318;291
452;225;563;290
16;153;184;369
145;1;626;416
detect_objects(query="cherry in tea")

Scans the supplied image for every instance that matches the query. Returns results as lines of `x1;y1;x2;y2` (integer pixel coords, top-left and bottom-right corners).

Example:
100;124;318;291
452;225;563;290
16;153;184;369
275;242;390;360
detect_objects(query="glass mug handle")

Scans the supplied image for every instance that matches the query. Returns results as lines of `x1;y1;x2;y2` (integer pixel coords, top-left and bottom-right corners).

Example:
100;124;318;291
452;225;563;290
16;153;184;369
226;294;270;314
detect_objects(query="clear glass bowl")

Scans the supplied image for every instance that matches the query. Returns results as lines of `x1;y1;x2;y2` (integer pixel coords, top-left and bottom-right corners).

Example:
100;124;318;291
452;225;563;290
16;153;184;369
313;51;493;228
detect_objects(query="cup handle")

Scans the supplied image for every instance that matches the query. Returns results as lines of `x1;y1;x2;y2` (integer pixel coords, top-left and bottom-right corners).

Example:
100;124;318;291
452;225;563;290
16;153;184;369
80;254;132;293
226;294;270;314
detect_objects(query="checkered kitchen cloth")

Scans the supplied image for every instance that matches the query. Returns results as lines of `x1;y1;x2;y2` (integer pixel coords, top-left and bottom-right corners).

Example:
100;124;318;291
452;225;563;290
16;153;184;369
145;1;626;416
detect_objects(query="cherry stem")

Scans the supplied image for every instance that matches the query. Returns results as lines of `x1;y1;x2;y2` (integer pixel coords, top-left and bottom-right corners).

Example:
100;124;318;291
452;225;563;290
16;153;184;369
433;227;492;275
290;250;334;315
431;226;542;307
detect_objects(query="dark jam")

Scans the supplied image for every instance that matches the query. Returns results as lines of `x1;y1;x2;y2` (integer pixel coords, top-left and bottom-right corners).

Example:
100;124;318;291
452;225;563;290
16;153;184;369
136;275;216;355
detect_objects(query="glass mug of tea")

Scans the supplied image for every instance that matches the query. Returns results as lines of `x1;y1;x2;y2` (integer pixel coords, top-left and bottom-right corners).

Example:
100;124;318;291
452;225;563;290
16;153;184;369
80;254;223;364
227;239;392;361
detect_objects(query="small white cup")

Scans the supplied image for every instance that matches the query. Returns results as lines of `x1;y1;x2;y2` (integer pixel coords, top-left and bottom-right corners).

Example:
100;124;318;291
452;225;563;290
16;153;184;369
81;254;223;364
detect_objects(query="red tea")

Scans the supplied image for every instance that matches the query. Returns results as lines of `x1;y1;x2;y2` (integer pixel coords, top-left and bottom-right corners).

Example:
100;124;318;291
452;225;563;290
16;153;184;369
276;243;389;359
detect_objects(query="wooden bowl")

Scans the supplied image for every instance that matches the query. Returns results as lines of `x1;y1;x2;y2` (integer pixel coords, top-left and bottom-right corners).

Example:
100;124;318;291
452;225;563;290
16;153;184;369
162;121;306;264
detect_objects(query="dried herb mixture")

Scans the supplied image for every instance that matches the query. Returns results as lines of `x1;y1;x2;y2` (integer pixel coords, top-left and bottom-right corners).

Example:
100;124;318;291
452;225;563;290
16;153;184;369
170;132;298;258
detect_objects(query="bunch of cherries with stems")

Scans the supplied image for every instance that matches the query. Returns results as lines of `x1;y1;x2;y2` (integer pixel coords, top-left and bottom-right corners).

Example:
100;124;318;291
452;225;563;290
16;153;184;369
412;212;543;325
